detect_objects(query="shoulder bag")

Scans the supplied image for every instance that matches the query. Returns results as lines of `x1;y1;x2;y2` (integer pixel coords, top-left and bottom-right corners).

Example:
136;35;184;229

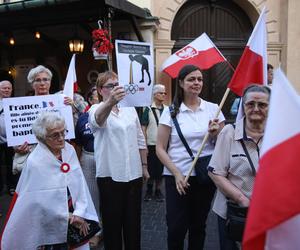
225;131;256;242
169;106;214;185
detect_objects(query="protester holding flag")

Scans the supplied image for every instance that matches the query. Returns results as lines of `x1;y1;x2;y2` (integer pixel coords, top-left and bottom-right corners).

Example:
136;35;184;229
208;84;270;249
1;111;99;250
243;69;300;250
88;71;149;250
156;64;225;250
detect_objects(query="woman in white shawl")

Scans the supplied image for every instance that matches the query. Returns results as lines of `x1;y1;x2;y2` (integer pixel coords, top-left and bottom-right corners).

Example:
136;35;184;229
0;112;99;250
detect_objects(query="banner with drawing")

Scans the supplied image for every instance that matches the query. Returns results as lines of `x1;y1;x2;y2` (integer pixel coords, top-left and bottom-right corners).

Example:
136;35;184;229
115;40;154;107
3;94;75;146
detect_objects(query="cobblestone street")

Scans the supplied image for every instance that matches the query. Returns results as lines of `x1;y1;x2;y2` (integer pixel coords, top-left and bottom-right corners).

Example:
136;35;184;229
0;183;220;250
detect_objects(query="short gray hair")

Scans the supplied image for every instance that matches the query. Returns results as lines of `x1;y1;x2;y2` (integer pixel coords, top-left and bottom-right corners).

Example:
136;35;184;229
27;65;53;84
242;84;271;104
32;111;66;141
152;84;165;95
0;80;12;87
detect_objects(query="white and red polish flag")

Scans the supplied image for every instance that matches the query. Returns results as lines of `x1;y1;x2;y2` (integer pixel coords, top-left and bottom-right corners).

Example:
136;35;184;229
63;54;78;99
243;68;300;250
228;7;267;96
161;33;226;78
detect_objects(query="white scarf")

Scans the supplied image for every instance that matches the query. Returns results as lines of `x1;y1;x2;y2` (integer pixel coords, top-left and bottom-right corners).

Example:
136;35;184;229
1;142;98;250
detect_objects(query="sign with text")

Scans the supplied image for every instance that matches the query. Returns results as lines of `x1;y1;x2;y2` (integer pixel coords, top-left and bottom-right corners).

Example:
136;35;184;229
3;94;75;146
115;40;154;107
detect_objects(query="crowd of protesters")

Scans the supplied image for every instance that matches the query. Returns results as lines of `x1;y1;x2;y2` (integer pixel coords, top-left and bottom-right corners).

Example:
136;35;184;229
0;64;271;250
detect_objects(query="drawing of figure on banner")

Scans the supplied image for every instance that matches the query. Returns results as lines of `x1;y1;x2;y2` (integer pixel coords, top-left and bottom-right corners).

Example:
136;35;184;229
116;40;153;107
128;54;151;86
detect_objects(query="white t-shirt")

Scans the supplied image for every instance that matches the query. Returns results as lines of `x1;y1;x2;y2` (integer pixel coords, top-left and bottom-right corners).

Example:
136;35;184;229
89;103;146;182
159;99;225;176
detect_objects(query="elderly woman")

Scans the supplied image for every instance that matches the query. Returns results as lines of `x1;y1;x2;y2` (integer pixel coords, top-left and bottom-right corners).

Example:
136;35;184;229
156;64;225;250
13;65;73;171
1;112;99;250
88;71;149;250
208;84;271;249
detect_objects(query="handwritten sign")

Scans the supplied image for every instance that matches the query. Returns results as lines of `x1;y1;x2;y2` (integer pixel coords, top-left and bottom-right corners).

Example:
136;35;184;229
3;94;75;146
115;40;153;107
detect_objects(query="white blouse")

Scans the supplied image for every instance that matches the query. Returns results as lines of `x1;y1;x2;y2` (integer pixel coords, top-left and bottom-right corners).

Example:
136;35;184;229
159;99;225;176
89;103;146;182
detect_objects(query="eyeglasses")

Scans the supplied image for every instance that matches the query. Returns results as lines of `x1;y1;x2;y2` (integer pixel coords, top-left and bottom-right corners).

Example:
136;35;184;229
34;78;50;83
244;101;269;109
46;129;68;140
157;92;167;95
101;82;119;90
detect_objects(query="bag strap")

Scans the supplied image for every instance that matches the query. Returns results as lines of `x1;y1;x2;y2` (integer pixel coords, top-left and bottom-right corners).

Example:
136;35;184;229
151;107;159;126
169;106;194;160
230;123;256;176
240;140;256;176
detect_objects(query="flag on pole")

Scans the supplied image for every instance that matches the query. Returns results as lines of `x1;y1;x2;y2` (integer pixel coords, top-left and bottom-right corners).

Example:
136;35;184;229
161;33;226;78
63;54;78;99
228;7;267;96
243;68;300;250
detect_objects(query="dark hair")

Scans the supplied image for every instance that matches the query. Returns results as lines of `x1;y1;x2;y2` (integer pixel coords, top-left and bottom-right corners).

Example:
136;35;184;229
171;64;202;118
242;84;271;105
267;64;273;70
85;86;97;106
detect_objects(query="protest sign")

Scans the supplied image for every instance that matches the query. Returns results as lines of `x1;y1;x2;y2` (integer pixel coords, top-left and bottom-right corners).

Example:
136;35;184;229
115;40;154;107
3;94;74;146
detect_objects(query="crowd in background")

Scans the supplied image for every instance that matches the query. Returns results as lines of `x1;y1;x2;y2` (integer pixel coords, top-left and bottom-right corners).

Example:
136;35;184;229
0;63;272;250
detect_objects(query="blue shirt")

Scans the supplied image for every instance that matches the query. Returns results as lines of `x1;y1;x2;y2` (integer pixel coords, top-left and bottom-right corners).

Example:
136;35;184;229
75;112;94;152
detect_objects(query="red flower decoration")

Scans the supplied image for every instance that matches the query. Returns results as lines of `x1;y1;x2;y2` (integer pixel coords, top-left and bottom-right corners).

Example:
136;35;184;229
92;29;114;54
60;163;70;173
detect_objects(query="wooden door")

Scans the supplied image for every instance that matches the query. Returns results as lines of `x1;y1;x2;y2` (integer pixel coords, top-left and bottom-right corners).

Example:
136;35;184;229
171;0;253;120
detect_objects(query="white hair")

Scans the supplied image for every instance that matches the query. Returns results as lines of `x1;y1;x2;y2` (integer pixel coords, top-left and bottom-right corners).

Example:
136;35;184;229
32;111;66;141
152;84;165;95
0;80;12;87
27;65;53;84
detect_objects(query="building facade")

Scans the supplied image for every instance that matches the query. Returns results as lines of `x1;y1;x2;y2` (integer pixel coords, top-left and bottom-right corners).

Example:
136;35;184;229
130;0;300;95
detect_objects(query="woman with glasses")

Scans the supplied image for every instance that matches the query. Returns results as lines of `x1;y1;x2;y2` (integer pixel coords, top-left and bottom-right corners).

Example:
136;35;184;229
1;111;99;250
13;65;74;174
88;71;149;250
156;64;225;250
208;84;271;249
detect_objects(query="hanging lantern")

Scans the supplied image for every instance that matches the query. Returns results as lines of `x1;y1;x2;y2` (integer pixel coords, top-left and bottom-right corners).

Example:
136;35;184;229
69;38;84;54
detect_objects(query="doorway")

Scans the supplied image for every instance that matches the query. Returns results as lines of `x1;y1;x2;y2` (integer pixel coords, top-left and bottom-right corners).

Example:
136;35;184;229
171;0;253;119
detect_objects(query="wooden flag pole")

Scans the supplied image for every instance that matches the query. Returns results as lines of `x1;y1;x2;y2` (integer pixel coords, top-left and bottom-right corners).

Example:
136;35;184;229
184;87;231;182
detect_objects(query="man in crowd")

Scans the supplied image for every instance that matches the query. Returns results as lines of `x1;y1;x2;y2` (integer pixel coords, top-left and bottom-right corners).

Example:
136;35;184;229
141;84;167;202
0;80;17;198
267;63;274;86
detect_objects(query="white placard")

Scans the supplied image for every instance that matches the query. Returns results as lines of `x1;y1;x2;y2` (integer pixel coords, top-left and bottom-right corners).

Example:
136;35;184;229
115;40;154;107
3;94;75;146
